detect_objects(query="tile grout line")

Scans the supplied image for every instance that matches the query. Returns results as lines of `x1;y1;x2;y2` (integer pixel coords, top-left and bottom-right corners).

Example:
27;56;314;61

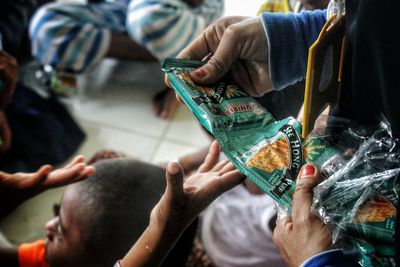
77;117;166;141
148;111;177;162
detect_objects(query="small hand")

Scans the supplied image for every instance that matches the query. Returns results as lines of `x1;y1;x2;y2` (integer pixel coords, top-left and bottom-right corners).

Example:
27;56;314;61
273;164;332;267
0;155;95;218
0;111;12;153
151;141;245;229
166;16;273;97
0;51;18;110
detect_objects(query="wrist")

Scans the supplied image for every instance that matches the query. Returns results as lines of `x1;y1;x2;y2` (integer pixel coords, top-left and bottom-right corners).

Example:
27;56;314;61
149;209;189;236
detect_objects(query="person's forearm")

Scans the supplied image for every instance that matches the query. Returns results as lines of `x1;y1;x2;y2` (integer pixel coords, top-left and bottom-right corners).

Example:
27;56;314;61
260;10;327;90
120;220;188;267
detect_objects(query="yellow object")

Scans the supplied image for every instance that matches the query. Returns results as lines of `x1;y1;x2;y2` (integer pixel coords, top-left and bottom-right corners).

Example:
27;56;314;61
257;0;292;14
302;15;347;138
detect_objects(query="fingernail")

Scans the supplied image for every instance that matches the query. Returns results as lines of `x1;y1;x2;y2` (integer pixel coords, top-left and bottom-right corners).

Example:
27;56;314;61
300;164;315;178
192;68;206;78
168;162;180;175
78;163;86;170
87;166;96;175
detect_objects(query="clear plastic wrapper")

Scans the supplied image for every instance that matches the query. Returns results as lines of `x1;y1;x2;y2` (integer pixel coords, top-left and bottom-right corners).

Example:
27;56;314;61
311;118;399;266
162;58;398;265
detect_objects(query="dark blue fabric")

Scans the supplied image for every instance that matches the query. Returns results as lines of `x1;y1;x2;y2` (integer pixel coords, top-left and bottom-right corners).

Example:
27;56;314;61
303;250;359;267
0;84;85;172
0;0;36;62
261;10;326;90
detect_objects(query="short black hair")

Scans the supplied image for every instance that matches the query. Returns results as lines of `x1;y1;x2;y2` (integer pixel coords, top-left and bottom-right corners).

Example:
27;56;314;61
77;159;166;267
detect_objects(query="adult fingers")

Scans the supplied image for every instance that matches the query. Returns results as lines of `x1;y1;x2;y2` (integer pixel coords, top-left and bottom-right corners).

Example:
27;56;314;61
292;164;322;224
273;216;292;261
166;16;248;89
177;31;214;65
165;31;213;88
274;215;293;236
189;27;239;85
177;16;249;61
198;141;220;172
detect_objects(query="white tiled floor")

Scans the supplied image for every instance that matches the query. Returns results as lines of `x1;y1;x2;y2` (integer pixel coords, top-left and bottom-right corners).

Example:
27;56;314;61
0;1;265;244
70;59;211;163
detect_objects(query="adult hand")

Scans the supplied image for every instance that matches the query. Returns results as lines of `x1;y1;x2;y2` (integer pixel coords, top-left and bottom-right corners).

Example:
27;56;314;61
0;155;95;219
273;164;332;267
0;111;12;154
151;140;245;229
167;16;273;97
0;51;17;110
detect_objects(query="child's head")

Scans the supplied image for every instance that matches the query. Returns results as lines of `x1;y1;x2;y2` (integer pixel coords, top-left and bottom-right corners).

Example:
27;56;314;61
44;159;166;267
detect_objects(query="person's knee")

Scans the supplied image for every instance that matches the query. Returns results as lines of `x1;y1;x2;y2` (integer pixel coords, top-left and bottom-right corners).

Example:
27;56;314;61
30;3;78;39
125;2;178;42
126;1;200;60
29;3;81;58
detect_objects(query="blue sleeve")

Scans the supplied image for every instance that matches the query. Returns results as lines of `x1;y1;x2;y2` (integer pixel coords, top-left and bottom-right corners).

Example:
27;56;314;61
301;249;360;267
260;10;327;90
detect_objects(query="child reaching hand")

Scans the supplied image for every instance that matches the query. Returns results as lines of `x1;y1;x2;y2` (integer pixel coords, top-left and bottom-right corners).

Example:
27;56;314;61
118;141;245;267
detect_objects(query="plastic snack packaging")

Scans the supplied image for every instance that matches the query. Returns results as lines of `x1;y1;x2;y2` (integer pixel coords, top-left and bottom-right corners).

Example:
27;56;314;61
162;58;338;212
312;118;399;266
162;58;399;266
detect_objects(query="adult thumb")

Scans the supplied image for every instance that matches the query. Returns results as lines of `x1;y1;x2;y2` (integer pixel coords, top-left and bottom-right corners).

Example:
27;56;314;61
292;163;322;221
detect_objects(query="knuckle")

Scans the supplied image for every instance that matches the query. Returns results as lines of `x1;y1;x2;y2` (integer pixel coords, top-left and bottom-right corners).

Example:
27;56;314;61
208;56;225;72
295;215;313;227
272;228;283;245
293;184;312;199
224;24;239;40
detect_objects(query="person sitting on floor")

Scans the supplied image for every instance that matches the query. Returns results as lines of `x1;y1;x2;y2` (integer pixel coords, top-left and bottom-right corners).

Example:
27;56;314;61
29;0;224;119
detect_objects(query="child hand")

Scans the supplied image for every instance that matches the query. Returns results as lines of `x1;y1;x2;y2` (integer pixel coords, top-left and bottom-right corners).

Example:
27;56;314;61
151;141;245;230
120;142;244;267
0;155;95;218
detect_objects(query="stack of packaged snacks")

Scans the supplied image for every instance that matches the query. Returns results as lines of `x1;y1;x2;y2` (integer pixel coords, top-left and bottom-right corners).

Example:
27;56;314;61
162;58;399;265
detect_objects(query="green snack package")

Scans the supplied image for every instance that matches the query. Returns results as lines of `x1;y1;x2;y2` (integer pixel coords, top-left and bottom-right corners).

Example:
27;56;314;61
355;240;396;267
162;58;334;211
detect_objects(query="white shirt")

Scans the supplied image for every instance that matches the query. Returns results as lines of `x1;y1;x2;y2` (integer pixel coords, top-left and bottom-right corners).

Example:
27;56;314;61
201;184;287;267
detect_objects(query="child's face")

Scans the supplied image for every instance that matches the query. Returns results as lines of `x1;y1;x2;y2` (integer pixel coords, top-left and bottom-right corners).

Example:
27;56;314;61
45;184;88;267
